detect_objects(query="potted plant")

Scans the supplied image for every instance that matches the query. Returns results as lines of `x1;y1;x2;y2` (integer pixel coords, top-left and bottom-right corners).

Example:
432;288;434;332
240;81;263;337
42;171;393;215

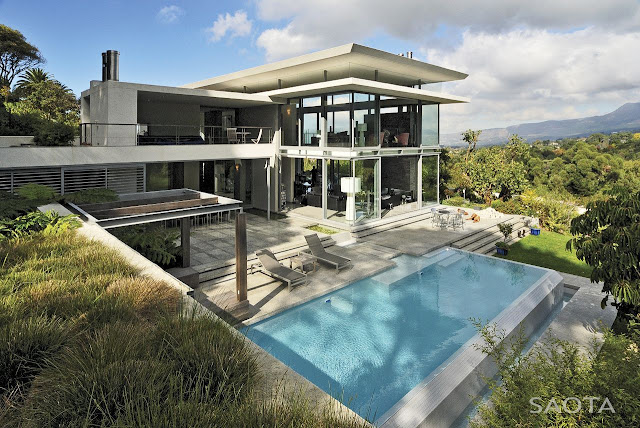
495;222;513;255
530;221;541;236
495;241;509;255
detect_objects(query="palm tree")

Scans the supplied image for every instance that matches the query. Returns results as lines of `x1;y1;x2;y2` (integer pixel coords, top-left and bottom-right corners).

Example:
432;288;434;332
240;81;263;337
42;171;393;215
15;68;51;91
14;67;72;96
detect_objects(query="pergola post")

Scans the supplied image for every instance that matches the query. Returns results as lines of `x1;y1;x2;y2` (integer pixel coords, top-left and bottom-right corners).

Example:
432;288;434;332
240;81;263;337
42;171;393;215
180;217;190;268
235;212;248;301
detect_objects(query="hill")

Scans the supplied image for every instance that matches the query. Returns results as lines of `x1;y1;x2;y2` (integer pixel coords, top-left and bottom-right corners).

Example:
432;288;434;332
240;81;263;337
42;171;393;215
441;102;640;147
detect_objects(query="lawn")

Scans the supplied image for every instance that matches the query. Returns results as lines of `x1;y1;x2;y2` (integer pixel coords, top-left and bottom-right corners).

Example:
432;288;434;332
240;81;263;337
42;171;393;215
495;230;593;277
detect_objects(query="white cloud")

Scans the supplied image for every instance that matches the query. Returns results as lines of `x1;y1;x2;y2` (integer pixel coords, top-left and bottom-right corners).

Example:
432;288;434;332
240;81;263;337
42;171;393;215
207;10;252;42
254;0;640;61
157;5;184;24
427;28;640;133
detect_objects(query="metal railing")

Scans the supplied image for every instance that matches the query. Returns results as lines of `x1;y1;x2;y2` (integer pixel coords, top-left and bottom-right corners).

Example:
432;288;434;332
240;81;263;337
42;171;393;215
80;123;273;146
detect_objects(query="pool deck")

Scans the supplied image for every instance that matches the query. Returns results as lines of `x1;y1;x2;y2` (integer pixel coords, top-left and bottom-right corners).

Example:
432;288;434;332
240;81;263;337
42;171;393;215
194;241;400;325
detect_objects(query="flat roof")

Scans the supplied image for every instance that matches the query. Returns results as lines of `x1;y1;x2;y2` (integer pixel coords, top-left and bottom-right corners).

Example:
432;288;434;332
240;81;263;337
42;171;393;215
82;81;277;107
69;189;243;228
182;43;468;93
260;78;469;104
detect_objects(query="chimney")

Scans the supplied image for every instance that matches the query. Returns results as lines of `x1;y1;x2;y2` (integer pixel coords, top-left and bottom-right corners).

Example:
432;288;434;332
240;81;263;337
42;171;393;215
101;50;119;82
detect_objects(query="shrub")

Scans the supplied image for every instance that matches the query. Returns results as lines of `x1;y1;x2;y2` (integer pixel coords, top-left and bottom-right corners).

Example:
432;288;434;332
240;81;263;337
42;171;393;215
112;224;182;268
471;321;640;428
15;183;57;202
32;121;74;146
0;211;80;241
442;195;480;208
63;188;119;204
0;192;41;220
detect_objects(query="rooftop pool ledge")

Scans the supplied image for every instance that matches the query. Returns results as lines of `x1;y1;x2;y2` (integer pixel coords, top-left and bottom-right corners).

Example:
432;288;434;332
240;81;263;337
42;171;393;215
243;248;564;428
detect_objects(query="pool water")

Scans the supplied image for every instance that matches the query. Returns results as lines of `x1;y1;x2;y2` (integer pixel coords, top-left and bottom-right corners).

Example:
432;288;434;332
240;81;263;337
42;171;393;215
245;248;549;421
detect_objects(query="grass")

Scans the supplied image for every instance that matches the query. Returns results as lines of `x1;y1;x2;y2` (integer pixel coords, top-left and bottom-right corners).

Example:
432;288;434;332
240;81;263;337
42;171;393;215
0;232;366;427
306;224;340;235
495;230;593;277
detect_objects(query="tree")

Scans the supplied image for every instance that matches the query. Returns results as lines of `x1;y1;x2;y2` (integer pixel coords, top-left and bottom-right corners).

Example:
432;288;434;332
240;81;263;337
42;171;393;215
567;188;640;319
0;24;44;89
15;67;52;95
6;79;79;127
466;146;529;204
462;129;482;165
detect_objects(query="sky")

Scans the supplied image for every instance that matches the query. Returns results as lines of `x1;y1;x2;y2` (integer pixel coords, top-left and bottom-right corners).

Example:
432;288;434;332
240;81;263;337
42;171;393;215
1;0;640;134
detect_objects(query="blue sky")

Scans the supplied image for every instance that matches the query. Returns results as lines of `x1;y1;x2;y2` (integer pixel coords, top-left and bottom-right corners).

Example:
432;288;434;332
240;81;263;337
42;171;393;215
2;0;640;133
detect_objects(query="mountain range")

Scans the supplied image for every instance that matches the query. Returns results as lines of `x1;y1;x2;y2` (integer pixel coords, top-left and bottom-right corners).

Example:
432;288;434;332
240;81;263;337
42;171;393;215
441;102;640;147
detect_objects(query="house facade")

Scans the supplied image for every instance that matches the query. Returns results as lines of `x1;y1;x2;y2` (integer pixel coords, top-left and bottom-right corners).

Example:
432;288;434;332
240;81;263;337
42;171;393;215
0;44;468;229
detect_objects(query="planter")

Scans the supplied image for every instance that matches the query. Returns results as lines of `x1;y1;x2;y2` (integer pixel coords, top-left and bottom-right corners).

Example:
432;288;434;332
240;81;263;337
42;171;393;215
496;247;509;256
530;228;541;236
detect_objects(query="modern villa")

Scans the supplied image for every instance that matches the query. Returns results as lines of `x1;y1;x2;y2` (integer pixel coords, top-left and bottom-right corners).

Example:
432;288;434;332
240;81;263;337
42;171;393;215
0;44;469;229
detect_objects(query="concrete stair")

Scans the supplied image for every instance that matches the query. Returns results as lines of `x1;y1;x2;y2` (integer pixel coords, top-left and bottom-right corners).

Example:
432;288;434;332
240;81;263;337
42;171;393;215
351;210;433;239
450;217;530;255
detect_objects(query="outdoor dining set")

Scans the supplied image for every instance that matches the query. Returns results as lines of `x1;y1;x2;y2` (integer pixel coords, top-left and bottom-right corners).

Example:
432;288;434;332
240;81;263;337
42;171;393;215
431;208;465;230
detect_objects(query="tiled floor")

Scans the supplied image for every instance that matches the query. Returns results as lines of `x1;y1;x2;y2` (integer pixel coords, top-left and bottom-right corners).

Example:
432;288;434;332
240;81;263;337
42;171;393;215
189;213;320;271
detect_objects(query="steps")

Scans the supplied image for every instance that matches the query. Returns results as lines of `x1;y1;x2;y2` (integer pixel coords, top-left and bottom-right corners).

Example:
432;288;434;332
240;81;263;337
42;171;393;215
450;217;530;255
351;210;434;239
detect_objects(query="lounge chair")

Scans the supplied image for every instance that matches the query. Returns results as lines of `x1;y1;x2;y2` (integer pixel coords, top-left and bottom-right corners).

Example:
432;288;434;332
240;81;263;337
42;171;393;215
255;249;307;292
304;234;351;271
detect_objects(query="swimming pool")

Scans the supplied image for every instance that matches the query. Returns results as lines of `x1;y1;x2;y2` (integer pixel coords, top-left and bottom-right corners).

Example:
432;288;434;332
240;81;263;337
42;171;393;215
245;248;563;425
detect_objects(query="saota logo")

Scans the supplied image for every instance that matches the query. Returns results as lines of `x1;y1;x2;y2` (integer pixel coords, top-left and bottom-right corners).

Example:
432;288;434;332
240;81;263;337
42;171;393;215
530;397;615;414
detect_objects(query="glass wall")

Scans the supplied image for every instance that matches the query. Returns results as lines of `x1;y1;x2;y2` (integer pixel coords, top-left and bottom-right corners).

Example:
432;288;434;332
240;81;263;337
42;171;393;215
421;103;438;146
301;97;321;146
326;93;351;147
294;94;437;147
380;98;419;147
380;156;418;213
421;155;438;206
354;159;379;222
353;93;378;147
294;158;322;207
326;159;351;221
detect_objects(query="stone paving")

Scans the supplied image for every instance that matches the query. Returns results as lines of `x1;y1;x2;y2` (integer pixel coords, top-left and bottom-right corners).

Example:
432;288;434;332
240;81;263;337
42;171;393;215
189;212;322;271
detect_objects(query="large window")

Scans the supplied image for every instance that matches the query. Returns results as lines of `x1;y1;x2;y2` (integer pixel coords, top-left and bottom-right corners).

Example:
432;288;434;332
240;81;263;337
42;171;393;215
301;97;321;146
380;98;419;147
353;93;378;147
421;103;438;146
326;93;351;147
421;155;438;206
355;158;379;222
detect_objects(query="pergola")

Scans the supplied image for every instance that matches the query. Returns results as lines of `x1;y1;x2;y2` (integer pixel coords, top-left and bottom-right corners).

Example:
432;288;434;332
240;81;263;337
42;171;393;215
70;188;239;261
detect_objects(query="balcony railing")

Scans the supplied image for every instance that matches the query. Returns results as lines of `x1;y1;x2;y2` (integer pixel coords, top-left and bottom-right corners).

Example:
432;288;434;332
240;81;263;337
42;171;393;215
80;123;273;147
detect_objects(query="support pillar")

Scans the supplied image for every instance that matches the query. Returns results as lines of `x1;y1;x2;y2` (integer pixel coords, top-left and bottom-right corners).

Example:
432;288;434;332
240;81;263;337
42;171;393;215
180;217;190;268
235;212;248;302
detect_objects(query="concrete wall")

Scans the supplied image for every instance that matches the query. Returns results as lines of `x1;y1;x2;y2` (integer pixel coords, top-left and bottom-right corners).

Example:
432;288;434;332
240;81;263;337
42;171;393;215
0;136;34;148
0;144;276;169
85;81;137;146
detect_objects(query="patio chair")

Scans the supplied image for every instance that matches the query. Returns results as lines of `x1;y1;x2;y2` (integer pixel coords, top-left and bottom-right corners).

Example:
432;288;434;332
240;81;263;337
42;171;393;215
250;128;263;144
255;249;307;292
226;127;240;144
431;208;439;226
450;213;464;230
304;234;351;271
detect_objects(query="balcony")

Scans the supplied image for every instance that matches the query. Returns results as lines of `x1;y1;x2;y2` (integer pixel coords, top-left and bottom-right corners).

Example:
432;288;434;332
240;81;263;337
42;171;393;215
80;124;272;147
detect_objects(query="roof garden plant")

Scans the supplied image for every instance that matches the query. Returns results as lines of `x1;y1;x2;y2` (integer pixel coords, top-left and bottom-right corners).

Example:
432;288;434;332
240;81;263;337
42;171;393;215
0;230;367;427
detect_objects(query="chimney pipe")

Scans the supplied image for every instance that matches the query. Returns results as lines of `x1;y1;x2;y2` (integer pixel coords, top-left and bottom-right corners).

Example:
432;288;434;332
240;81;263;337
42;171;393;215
101;50;119;82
